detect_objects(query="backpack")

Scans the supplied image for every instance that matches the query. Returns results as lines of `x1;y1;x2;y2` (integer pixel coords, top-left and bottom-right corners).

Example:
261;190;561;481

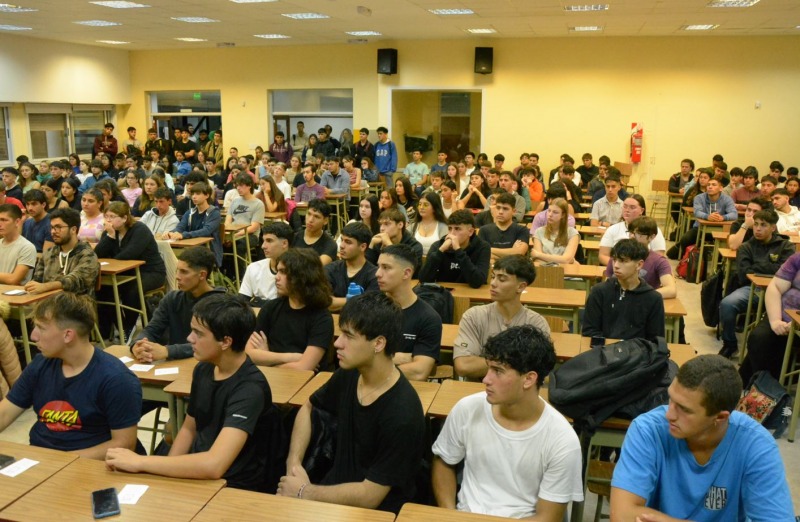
700;269;725;327
737;371;792;439
676;244;704;281
548;337;671;434
413;282;454;324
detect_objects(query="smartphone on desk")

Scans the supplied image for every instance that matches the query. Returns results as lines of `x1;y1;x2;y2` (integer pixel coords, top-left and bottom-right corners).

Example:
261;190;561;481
91;488;121;519
0;454;16;469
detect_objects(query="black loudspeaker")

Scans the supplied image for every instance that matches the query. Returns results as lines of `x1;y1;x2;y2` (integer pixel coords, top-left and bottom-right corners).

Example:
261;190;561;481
474;47;493;74
377;48;397;75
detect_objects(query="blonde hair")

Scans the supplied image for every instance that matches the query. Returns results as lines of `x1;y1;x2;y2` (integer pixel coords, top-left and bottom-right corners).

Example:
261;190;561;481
545;198;570;247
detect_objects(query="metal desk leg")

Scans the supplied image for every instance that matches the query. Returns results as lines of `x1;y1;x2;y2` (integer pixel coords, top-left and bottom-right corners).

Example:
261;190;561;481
110;274;127;344
18;306;31;364
135;267;148;327
695;224;707;284
230;233;241;290
740;283;757;363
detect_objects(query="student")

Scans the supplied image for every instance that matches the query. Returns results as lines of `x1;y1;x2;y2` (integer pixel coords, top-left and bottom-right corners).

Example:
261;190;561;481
430;150;448;173
433;324;582;519
269;130;293;164
0;181;25;212
240;222;293;307
717;209;793;359
421;170;445;197
21;189;52;253
0;204;37;285
374;126;398;186
320;156;351;199
403;149;430;195
610;355;794;521
131;247;225;363
224;173;265;274
771;188;800;235
140;187;179;239
419;209;491;288
278;292;425;513
479;192;529;262
726;196;771;250
590;173;624;227
530;184;576;235
365;208;423;271
600;195;666;266
175;172;205;219
25;208;99;297
106;293;274;492
531;198;581;265
247;248;334;371
458;171;490;210
497;171;526;222
0;293;140;458
375;244;442;381
325;222;380;312
94;201;167;340
583;239;664;342
760;174;778;199
294;164;325;202
453;255;550;380
93;122;118;158
292;198;337;265
1;167;23;201
408;192;448;256
166;182;223;267
668;178;737;260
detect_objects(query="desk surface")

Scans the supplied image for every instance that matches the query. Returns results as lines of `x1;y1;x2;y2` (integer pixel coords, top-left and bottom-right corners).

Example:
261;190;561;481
560;263;606;279
719;247;737;259
577;225;607;236
0;457;225;522
192;487;395;522
98;258;145;274
105;345;198;386
0;441;78;511
164;237;212;248
224;223;248;232
695;218;735;226
746;273;773;288
0;285;61;306
786;309;800;324
438;282;586;308
663;298;687;317
163;366;314;405
398;503;511;522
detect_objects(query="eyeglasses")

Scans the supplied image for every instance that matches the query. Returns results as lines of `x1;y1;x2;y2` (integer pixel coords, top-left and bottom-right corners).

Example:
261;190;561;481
50;225;69;231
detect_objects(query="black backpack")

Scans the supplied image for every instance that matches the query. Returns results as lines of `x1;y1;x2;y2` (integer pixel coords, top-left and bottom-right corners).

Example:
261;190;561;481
548;337;671;434
413;282;454;324
700;269;725;328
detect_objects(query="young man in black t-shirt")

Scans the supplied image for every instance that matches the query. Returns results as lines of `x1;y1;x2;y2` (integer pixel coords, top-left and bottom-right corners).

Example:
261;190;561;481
325;222;380;311
247;248;334;371
279;292;425;513
292;198;337;265
478;192;530;263
106;294;273;492
376;243;442;381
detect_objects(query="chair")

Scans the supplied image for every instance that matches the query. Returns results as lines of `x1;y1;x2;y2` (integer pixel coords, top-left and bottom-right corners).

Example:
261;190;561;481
586;460;615;521
530;264;566;332
613;162;635;192
138;405;169;455
648;179;670;227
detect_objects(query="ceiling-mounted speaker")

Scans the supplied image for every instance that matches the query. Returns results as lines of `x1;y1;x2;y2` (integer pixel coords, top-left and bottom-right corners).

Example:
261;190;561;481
475;47;493;74
377;48;397;75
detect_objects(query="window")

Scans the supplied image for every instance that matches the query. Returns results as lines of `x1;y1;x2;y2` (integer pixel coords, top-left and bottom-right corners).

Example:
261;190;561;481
0;108;10;164
147;91;222;144
26;105;112;160
29;113;69;159
73;111;106;156
269;89;354;146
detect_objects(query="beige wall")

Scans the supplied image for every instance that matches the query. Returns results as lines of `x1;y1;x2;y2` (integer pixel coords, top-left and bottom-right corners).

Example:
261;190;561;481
3;33;799;193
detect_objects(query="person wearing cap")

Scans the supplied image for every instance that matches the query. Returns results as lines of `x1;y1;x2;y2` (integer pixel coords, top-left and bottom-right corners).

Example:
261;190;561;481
93;123;118;158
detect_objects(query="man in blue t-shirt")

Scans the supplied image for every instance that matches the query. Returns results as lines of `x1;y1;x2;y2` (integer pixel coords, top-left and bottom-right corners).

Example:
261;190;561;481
610;355;794;521
0;293;141;459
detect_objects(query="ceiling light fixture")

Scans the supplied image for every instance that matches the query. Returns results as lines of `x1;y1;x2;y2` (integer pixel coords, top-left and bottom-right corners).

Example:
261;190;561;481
429;8;474;15
74;20;122;26
570;25;603;31
0;4;37;12
563;4;609;11
707;0;760;7
281;12;329;19
96;39;130;44
171;16;219;23
175;37;207;41
254;33;290;38
467;28;496;34
90;1;149;8
345;30;381;36
0;23;32;30
681;24;719;30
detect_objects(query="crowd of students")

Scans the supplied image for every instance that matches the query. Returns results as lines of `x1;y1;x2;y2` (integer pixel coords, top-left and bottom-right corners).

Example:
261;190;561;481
0;125;797;519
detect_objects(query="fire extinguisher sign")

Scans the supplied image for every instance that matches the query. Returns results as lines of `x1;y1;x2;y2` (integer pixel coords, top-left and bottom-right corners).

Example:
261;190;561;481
630;123;643;164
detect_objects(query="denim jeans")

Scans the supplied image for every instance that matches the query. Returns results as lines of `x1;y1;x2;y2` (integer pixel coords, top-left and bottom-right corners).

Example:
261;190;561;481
719;285;755;344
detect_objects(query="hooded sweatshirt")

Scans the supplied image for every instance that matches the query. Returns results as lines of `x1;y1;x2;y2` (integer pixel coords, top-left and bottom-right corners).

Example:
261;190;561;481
582;277;665;342
140;206;179;238
733;233;795;292
419;234;491;289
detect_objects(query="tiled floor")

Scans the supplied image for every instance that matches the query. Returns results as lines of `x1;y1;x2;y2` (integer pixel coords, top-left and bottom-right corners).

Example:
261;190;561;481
1;265;798;519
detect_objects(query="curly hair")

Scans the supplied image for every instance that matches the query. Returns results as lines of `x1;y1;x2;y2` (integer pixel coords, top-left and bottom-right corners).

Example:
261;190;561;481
277;248;332;310
483;324;555;387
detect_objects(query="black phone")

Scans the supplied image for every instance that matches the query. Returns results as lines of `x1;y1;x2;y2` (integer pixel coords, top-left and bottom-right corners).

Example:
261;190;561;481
91;488;121;519
0;454;15;469
591;336;606;348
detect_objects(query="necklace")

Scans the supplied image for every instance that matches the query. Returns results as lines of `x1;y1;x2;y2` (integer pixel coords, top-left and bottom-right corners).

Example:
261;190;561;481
357;368;396;405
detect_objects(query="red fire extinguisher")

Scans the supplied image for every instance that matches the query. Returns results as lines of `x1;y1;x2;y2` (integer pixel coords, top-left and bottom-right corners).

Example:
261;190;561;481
630;123;643;164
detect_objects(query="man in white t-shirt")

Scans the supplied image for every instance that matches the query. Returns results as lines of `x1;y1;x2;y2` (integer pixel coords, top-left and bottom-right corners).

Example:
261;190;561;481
0;203;36;285
598;196;666;266
432;324;583;520
771;188;800;235
239;222;293;307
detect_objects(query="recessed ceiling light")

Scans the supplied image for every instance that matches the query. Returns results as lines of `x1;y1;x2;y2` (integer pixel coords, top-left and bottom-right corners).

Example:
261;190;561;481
570;25;603;31
345;30;381;36
682;24;719;30
96;39;129;44
429;8;474;15
254;33;290;39
0;4;37;13
467;28;496;34
563;4;609;11
230;0;277;2
0;24;31;30
90;1;149;8
281;12;329;19
707;0;759;6
74;20;122;26
171;16;218;23
175;37;207;42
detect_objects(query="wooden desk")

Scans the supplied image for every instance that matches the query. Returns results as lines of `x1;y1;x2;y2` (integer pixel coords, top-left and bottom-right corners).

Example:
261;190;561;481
165;236;212;249
577;225;607;237
561;263;606;292
718;247;738;294
326;193;348;235
367;181;386;198
398;503;510;522
663;192;682;240
676;206;694;243
193;487;394;522
224;222;250;289
0;284;61;363
694;218;735;283
0;442;78;511
740;274;772;363
0;457;224;522
97;258;147;344
165;366;314;431
580;240;601;266
427;379;485;418
663;298;687;344
263;211;287;223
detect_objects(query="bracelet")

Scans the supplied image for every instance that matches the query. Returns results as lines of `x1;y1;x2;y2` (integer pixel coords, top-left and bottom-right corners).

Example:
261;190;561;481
297;483;308;499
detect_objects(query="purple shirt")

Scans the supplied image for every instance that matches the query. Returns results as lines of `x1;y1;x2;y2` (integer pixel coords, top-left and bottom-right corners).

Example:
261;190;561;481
530;211;576;235
295;183;325;203
775;252;800;322
605;250;672;290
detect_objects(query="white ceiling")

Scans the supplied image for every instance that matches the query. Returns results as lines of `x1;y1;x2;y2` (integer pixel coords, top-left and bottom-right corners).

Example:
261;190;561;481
1;0;799;50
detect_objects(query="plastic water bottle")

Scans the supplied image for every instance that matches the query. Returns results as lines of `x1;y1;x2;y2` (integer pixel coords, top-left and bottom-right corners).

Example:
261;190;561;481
346;282;363;300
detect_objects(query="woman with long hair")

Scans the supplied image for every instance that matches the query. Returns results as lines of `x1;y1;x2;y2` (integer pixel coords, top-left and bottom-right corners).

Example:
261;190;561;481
786;177;800;208
42;178;68;213
78;159;91;183
18;162;40;193
379;189;408;221
338;128;354;157
286;155;302;185
99;153;113;174
256;175;287;213
60;177;82;211
301;134;318;162
440;179;458;218
79;187;105;243
95;200;166;340
458;171;490;210
38;160;52;184
95;179;127;206
133;175;165;217
394;177;418;223
355;195;381;235
121;170;142;207
409;192;448;256
445;162;460;194
360;157;378;183
68;153;81;175
683;169;710;208
531;198;580;264
456;160;469;189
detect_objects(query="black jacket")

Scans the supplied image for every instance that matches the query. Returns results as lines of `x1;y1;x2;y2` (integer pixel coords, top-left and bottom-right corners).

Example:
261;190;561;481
419;234;491;288
733;234;795;291
582;277;665;342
